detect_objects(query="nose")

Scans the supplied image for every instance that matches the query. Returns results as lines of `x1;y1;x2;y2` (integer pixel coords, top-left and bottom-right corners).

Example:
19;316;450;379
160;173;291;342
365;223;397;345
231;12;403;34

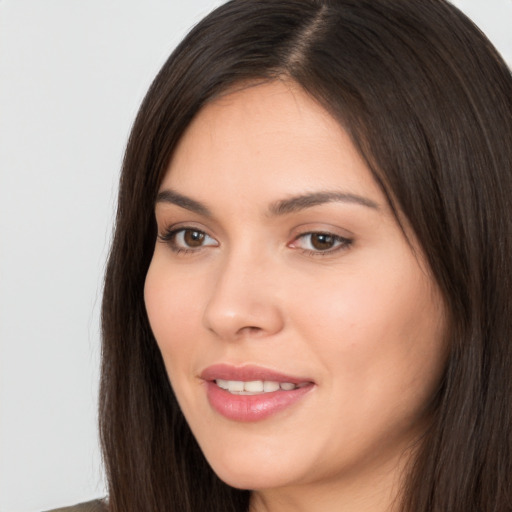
202;249;285;341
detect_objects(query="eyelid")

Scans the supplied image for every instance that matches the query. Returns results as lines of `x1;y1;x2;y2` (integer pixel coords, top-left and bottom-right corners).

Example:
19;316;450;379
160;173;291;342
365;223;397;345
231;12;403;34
158;225;219;253
288;230;353;256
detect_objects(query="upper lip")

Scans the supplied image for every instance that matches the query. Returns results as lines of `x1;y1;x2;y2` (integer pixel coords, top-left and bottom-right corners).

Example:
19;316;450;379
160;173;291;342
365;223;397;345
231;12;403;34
200;363;313;384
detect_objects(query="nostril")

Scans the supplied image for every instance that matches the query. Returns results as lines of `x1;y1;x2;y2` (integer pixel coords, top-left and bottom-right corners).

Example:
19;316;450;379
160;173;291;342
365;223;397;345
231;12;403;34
237;325;263;336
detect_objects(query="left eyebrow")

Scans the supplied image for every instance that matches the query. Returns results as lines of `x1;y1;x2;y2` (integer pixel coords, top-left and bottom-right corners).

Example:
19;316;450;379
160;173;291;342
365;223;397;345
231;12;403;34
268;191;380;216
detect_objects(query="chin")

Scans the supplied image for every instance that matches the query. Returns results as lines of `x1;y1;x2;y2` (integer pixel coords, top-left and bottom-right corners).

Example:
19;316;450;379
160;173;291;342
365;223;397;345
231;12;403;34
211;462;300;491
198;436;312;491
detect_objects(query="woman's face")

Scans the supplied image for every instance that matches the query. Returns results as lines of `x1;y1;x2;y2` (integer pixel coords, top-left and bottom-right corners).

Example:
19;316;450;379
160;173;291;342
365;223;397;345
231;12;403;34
144;81;447;501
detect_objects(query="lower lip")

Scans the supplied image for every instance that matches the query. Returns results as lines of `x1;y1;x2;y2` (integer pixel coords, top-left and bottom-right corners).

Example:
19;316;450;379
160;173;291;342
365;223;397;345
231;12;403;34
205;381;313;422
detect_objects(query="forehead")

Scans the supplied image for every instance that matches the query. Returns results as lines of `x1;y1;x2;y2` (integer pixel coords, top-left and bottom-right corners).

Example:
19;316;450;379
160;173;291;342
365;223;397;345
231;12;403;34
161;80;383;205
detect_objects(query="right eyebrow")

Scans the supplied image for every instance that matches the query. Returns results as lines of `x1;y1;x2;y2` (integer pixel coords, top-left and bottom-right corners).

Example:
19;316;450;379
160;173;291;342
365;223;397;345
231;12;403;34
155;189;212;217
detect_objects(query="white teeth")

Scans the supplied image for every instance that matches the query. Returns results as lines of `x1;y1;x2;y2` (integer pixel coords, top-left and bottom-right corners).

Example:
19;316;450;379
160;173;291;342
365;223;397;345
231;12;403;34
244;380;264;393
263;381;280;392
216;379;230;390
215;379;299;394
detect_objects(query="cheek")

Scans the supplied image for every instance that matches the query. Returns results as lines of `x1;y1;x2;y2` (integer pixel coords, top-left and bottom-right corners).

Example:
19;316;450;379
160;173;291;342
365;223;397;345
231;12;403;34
290;253;447;410
144;258;204;376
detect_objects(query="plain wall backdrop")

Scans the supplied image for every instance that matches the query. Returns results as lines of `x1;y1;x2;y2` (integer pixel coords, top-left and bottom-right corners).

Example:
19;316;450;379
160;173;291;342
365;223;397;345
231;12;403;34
0;1;510;511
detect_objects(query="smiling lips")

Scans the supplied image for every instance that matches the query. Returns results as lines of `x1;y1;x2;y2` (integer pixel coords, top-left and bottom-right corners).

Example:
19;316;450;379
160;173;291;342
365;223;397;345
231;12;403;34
216;379;304;394
201;364;314;422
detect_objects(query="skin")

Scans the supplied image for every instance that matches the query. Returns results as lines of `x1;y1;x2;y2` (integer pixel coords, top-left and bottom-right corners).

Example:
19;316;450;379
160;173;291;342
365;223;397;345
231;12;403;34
144;80;447;512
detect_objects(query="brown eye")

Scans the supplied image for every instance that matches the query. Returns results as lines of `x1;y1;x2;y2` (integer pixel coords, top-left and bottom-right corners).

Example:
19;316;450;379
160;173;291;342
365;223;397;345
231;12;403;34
183;229;206;247
290;231;352;255
310;233;336;250
159;227;218;253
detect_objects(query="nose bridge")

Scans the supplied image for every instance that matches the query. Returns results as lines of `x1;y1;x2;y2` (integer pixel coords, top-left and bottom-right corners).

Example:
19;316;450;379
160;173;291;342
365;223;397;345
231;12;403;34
202;243;284;340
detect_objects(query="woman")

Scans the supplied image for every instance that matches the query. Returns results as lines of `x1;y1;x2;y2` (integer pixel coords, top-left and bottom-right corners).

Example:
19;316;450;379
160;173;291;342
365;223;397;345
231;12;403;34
57;0;512;510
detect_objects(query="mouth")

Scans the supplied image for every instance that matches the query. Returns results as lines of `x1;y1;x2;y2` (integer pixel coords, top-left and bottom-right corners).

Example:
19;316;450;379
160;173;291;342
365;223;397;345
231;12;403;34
200;364;314;421
214;379;309;395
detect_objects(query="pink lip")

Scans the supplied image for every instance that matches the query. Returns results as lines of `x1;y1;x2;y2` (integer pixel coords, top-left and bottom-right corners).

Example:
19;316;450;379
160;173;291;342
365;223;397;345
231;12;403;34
200;364;314;422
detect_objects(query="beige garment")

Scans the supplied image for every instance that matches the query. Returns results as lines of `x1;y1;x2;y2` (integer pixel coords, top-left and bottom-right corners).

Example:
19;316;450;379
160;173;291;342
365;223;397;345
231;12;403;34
44;499;106;512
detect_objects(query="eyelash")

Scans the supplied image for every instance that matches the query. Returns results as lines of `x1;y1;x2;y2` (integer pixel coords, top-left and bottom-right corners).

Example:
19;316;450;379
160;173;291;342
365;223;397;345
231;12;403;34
158;227;353;256
158;227;218;254
291;232;353;256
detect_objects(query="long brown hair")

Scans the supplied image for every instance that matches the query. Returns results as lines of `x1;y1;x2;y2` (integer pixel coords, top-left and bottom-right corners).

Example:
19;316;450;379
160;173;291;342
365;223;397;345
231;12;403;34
100;1;512;510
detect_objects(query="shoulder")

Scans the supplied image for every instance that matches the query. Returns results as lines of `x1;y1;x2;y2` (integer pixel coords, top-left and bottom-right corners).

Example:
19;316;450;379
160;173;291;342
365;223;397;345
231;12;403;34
43;499;107;512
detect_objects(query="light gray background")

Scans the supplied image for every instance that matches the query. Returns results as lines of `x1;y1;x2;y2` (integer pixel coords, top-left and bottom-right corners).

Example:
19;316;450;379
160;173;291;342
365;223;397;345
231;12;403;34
0;1;510;511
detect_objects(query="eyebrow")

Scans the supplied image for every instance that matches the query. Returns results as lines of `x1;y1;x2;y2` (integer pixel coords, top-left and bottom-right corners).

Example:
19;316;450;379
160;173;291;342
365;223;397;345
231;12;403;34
268;191;380;215
155;188;380;217
156;189;212;217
